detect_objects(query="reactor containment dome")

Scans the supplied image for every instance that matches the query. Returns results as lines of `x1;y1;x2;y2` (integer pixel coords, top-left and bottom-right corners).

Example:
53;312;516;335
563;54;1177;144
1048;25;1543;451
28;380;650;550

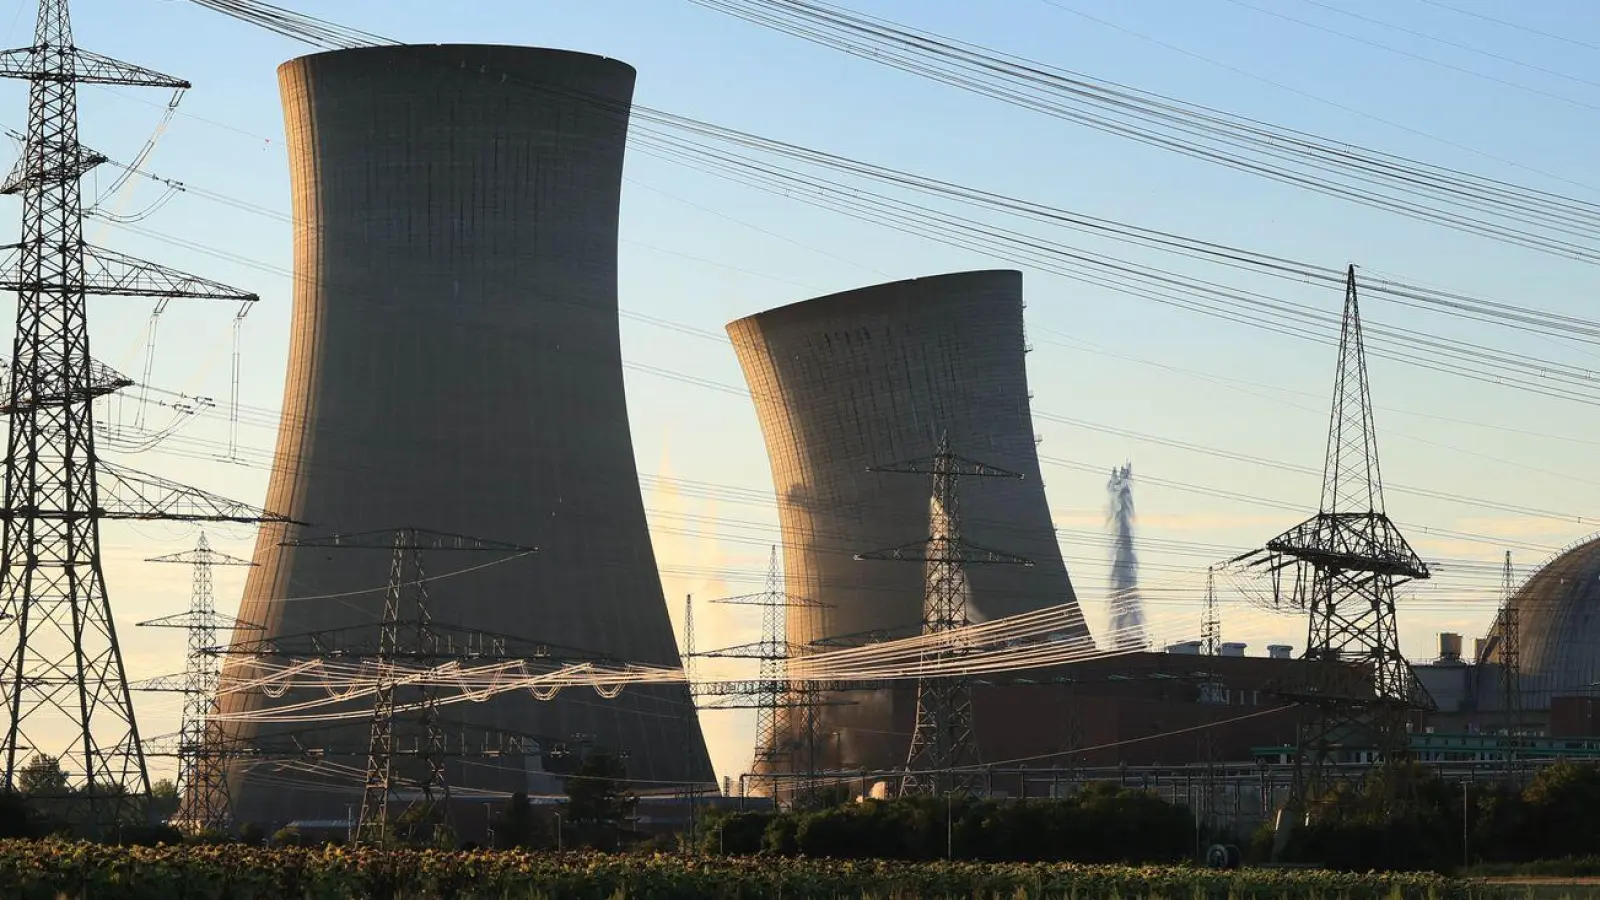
1483;534;1600;711
726;270;1092;776
213;44;714;826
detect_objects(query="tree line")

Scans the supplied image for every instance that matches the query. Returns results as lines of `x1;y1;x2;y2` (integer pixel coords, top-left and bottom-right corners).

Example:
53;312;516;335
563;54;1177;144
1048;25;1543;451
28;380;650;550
697;782;1198;863
1271;759;1600;872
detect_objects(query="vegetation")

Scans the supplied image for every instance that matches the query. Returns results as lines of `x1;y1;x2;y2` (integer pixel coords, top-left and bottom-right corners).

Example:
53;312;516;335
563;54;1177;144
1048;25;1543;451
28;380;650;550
0;840;1488;900
699;782;1199;863
1273;760;1600;872
562;751;638;851
1;753;183;841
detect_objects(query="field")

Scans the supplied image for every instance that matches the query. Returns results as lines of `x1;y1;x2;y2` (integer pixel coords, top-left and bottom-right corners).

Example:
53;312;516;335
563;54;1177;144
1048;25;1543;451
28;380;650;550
0;840;1517;900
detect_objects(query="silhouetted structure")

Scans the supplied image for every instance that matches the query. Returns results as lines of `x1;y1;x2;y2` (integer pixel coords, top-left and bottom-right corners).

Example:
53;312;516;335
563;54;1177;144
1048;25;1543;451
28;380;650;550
727;270;1090;776
215;44;713;827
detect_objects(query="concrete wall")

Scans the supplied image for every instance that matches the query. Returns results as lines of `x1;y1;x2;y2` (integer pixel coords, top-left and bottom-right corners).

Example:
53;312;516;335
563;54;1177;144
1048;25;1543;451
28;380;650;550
726;270;1091;775
213;44;713;826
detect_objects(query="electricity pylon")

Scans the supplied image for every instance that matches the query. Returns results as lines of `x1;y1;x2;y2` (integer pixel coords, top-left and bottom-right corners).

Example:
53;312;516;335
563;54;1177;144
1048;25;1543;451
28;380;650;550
858;433;1032;797
1233;266;1432;851
276;527;536;845
132;534;257;833
1201;565;1221;657
700;547;832;807
1497;551;1522;775
0;0;276;833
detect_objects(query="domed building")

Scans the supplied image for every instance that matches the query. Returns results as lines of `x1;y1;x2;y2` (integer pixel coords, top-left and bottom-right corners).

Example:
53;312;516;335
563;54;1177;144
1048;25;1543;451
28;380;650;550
1488;535;1600;708
1416;534;1600;742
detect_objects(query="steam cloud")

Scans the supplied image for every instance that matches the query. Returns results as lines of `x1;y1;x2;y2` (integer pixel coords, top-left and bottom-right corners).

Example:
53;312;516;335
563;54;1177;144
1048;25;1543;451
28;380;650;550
1106;462;1148;651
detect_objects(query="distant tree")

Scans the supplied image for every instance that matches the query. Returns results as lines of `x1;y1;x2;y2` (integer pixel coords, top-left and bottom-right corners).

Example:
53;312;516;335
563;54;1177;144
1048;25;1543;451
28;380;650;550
492;792;550;849
147;778;180;822
564;752;637;850
17;754;68;796
1517;761;1600;860
394;802;453;848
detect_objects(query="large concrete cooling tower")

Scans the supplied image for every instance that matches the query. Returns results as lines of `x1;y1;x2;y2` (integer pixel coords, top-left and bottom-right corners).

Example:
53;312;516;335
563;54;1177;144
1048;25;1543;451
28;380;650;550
215;45;713;826
726;270;1090;774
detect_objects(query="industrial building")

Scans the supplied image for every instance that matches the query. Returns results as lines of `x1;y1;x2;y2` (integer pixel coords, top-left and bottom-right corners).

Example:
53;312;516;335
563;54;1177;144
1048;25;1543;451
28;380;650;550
726;270;1093;776
1415;534;1600;739
213;44;714;827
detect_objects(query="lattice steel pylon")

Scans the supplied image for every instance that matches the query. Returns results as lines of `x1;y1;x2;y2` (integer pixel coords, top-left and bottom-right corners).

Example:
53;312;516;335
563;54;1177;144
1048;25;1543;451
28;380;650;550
857;433;1032;797
1201;565;1221;657
132;533;257;833
0;0;265;833
279;528;535;845
1498;550;1522;773
698;546;833;807
712;548;830;794
1233;265;1432;848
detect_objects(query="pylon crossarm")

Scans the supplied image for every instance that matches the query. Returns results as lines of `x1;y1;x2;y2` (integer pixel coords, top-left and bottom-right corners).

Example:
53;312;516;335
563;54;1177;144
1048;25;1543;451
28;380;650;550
91;461;297;523
78;244;256;300
856;537;1033;567
127;673;187;692
1265;513;1429;580
0;356;130;412
283;527;534;553
0;44;186;87
869;453;1025;479
691;640;814;659
143;546;257;567
137;609;261;630
0;142;103;192
713;592;830;608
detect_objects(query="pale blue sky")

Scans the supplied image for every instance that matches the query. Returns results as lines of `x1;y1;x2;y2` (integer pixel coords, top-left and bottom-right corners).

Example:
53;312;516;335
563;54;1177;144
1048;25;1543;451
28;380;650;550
14;0;1600;784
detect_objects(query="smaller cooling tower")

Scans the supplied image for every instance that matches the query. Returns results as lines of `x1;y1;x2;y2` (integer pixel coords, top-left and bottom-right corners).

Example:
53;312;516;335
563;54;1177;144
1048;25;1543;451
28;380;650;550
727;270;1090;774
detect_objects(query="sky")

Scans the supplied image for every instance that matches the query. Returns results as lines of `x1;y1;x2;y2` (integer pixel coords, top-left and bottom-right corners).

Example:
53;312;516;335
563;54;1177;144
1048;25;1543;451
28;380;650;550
4;0;1598;787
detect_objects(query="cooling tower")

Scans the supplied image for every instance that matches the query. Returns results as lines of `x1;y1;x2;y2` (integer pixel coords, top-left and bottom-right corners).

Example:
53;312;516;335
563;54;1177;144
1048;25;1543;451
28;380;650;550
726;270;1091;774
214;45;713;826
1482;534;1600;710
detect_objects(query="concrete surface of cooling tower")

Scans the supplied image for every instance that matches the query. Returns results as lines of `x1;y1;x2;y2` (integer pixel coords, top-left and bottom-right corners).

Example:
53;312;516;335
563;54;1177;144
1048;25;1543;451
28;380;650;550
725;270;1091;775
213;44;713;826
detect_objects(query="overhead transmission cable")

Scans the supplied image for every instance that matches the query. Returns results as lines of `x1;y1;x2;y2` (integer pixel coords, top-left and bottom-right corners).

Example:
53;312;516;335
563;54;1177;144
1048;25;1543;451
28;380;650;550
683;0;1600;262
173;0;1600;409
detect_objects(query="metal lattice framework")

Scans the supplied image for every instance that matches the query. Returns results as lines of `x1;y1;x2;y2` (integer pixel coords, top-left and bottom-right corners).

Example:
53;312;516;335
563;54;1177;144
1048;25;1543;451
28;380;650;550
857;433;1033;797
0;0;270;833
695;547;835;806
1201;565;1221;657
1233;266;1432;836
130;534;257;833
1498;551;1522;772
274;527;536;845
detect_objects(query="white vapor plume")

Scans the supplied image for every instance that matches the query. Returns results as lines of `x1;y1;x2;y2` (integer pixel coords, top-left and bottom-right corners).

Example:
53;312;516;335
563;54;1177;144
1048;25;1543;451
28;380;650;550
1106;462;1148;651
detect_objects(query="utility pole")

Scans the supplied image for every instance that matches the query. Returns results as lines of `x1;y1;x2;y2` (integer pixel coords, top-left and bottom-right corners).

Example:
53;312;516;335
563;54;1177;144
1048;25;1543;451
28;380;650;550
131;533;257;833
857;433;1032;798
1233;266;1432;856
0;0;279;834
275;527;536;845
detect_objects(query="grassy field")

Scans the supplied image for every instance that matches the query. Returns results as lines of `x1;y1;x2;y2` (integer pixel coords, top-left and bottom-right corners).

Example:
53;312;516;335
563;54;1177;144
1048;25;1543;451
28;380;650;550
0;839;1516;899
